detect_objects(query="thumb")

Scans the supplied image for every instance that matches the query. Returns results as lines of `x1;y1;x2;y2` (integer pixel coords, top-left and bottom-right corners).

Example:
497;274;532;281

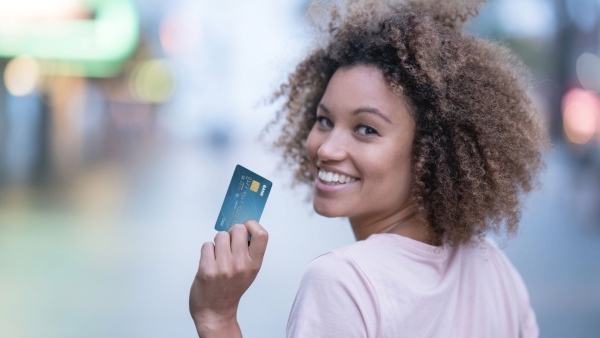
244;220;268;262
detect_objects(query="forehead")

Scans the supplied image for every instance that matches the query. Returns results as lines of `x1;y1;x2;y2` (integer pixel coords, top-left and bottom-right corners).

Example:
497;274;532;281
320;65;412;123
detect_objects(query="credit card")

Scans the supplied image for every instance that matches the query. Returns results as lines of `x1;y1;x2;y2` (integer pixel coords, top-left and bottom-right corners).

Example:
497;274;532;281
214;165;273;237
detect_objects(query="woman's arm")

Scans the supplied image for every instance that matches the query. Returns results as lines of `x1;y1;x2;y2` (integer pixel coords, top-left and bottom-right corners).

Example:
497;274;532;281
189;220;269;338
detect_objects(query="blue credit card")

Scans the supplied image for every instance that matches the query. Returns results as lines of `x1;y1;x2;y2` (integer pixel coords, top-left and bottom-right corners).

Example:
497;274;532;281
215;165;273;234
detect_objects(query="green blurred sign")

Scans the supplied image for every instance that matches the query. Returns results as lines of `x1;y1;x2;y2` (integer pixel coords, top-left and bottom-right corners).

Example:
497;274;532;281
0;0;139;78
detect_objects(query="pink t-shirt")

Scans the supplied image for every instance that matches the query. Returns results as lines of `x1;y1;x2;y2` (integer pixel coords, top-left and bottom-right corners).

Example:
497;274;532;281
286;233;538;338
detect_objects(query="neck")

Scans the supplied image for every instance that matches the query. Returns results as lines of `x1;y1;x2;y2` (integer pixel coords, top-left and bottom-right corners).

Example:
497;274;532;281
349;203;437;245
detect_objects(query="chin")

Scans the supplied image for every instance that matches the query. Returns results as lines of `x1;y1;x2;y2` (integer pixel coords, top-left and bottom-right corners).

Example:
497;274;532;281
313;199;346;218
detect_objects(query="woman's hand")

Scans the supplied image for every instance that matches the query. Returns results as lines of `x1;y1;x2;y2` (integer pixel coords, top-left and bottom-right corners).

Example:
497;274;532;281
189;220;268;338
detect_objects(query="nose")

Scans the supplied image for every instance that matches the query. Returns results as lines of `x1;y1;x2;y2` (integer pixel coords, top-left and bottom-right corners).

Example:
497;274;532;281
317;129;347;163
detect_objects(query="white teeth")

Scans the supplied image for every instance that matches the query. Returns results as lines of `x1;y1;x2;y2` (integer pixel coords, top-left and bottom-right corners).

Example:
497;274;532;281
317;169;357;184
325;172;333;182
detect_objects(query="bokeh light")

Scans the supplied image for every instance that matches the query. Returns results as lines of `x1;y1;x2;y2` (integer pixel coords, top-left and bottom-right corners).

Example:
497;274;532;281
576;52;600;93
159;6;204;57
3;55;40;96
129;59;175;103
496;0;556;38
562;88;600;145
0;0;85;21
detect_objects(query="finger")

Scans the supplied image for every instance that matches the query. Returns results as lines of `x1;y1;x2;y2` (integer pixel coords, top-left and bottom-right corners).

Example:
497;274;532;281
199;241;216;272
229;223;250;257
214;231;231;263
245;220;268;261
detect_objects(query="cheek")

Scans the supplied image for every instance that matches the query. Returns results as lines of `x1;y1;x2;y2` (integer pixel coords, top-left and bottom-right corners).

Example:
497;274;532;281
305;127;320;168
387;149;414;200
360;143;413;196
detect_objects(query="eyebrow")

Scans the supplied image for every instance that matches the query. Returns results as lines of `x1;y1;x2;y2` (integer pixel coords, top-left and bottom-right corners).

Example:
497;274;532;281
318;103;392;124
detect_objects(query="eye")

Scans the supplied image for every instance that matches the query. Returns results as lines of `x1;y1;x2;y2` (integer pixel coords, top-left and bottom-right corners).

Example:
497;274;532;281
356;124;379;136
316;116;333;129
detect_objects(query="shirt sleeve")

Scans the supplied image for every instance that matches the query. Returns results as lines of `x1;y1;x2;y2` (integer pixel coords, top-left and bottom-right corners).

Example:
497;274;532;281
286;251;379;338
490;237;540;338
505;261;540;338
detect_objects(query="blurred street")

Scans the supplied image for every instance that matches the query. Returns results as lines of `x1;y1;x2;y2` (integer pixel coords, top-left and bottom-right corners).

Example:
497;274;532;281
1;138;599;337
1;0;599;337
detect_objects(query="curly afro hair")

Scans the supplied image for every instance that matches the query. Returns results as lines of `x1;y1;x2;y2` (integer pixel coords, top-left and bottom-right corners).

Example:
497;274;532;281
269;0;548;245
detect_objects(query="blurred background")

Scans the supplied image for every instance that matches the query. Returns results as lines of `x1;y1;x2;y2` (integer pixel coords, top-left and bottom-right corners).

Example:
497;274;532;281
0;0;598;337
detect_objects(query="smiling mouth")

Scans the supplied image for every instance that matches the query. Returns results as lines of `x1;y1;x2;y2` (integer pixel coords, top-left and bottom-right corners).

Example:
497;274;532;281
317;169;359;185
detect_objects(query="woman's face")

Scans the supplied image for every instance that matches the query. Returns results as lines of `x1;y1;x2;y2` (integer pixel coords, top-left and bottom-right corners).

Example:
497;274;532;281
306;65;416;221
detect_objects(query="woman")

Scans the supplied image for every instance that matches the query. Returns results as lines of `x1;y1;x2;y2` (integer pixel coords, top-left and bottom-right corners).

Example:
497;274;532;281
189;0;547;337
